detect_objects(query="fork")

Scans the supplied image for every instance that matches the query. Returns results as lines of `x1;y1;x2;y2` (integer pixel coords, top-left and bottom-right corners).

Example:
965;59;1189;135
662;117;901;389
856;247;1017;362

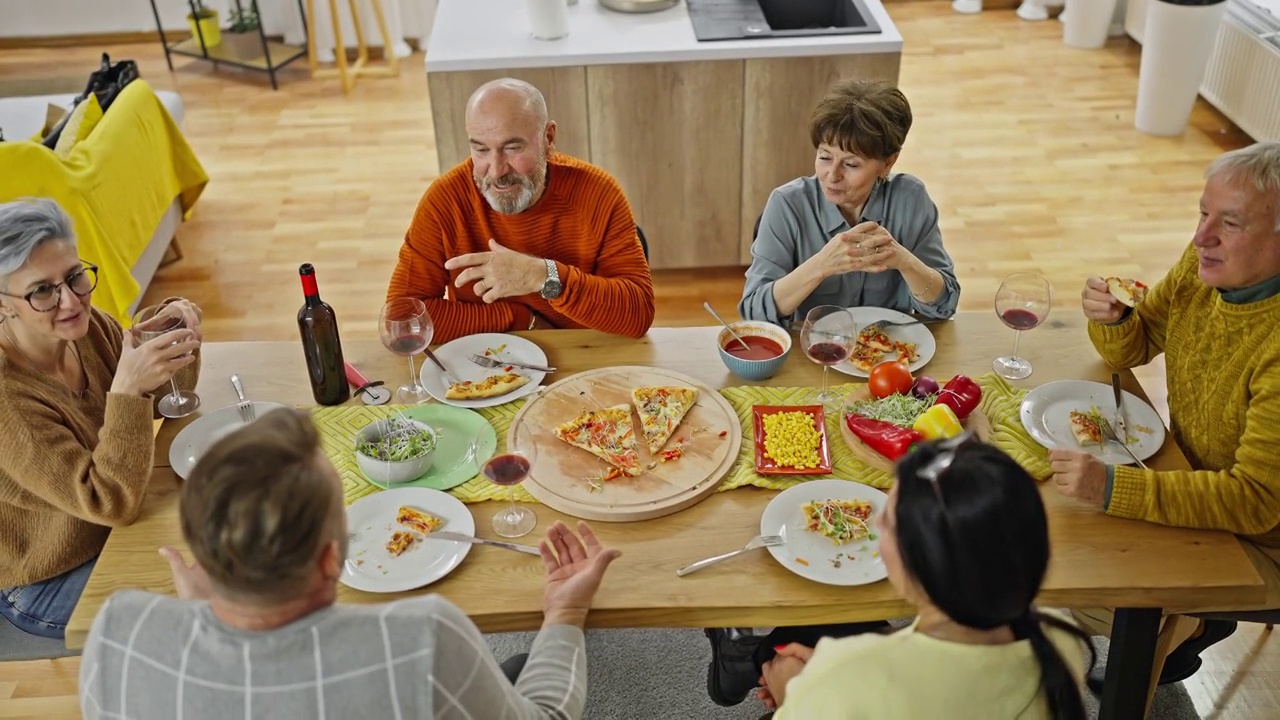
1096;415;1148;470
861;318;949;334
469;353;556;374
676;535;785;577
230;374;255;423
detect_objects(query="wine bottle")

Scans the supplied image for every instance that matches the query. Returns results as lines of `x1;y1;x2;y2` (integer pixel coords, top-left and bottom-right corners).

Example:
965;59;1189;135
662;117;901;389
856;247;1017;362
297;263;350;406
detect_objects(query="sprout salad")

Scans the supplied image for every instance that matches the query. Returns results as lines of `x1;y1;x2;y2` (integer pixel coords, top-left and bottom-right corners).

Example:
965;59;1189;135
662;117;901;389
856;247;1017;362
357;415;437;462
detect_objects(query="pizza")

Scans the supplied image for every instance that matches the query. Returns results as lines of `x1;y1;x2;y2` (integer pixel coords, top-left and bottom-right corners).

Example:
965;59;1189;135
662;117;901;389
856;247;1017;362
803;498;874;545
1069;409;1104;446
554;404;642;476
631;386;699;454
396;505;444;535
1105;277;1148;308
445;373;530;400
851;326;919;373
385;531;415;557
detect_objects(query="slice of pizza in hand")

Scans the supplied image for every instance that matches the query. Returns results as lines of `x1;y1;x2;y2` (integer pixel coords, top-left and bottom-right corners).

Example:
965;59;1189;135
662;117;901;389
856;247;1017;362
632;385;700;454
554;404;642;476
445;373;531;401
1068;410;1103;447
396;505;445;535
1105;277;1148;308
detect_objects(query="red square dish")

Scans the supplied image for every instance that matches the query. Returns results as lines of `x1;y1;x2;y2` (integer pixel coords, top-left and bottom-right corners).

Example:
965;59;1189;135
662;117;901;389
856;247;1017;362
752;405;833;476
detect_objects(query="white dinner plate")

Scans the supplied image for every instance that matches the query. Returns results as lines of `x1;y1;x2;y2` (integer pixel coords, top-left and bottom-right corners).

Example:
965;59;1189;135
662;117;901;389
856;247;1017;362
420;333;549;408
340;487;476;593
1019;380;1167;465
169;402;289;479
831;306;939;378
760;479;889;587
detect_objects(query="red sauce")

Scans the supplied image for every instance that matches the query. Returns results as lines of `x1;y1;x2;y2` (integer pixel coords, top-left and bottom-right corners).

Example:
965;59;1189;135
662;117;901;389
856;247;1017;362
723;335;784;361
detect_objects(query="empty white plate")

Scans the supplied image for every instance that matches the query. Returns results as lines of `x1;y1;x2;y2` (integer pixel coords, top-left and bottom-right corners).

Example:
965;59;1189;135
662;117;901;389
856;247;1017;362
169;402;289;479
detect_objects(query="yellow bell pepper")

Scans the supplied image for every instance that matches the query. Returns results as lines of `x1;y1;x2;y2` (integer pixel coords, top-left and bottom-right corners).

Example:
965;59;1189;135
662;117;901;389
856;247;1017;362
913;403;964;441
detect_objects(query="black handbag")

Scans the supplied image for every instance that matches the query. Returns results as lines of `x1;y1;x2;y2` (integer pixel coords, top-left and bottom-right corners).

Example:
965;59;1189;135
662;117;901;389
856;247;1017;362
41;53;140;149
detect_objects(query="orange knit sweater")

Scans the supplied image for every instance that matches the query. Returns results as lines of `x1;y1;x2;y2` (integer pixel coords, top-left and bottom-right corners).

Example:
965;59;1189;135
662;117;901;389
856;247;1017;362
386;153;655;344
0;308;198;587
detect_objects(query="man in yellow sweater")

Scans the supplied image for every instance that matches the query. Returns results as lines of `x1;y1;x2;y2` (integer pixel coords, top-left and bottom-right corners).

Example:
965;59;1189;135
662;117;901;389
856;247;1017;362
1051;141;1280;686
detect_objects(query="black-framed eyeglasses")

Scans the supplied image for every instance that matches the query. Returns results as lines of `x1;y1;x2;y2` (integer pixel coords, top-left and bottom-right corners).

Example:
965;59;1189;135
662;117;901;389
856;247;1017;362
0;262;98;313
916;430;977;506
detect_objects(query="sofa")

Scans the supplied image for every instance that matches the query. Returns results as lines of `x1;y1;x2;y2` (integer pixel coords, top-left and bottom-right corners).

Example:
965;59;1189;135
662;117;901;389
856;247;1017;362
0;83;207;321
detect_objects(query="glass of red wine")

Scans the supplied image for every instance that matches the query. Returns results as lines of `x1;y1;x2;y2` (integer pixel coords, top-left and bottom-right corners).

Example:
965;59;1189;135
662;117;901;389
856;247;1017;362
379;299;434;404
484;421;538;538
132;303;200;419
993;272;1051;380
800;305;858;412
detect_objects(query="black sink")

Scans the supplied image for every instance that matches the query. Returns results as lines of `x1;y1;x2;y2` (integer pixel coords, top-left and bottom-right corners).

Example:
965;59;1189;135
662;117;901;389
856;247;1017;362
686;0;881;41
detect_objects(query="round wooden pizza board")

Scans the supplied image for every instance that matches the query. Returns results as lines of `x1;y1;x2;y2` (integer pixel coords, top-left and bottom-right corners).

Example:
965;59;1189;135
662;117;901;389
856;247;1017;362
508;366;742;522
838;384;993;474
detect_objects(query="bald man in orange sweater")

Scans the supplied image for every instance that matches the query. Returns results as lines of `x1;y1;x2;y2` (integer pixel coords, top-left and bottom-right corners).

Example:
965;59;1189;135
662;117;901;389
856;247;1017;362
386;78;655;345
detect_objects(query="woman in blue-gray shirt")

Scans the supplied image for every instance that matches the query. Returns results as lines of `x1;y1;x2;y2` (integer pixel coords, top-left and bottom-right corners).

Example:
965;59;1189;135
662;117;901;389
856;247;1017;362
739;79;959;326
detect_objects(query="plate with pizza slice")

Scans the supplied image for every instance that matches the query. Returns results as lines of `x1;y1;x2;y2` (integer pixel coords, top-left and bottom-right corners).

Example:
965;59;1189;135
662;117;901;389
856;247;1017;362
420;333;549;409
831;307;938;378
340;487;475;593
509;366;741;523
1019;380;1167;465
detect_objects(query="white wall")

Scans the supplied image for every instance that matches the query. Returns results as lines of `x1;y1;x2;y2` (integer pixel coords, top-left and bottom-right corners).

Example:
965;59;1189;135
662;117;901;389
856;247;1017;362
0;0;438;53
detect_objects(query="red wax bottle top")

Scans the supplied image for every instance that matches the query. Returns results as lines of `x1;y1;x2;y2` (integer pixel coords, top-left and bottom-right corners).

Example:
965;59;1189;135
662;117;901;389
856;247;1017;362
299;263;319;296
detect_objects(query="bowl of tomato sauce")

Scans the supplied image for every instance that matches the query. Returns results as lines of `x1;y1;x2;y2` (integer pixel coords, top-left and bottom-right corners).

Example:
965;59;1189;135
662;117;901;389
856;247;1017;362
717;321;792;381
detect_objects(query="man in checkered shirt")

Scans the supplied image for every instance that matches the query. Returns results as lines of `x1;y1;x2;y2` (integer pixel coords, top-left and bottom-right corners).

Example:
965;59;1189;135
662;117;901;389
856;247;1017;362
80;407;620;719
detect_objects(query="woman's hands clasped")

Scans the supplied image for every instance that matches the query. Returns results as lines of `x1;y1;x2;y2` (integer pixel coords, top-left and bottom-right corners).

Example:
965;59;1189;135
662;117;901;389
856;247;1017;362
808;222;911;282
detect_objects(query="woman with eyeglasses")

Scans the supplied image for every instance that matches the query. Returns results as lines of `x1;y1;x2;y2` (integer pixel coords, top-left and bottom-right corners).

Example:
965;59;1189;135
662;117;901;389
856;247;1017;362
759;436;1093;719
0;198;202;640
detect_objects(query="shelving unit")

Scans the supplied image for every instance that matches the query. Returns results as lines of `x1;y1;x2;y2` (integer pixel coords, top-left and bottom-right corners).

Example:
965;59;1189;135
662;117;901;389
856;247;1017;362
148;0;310;90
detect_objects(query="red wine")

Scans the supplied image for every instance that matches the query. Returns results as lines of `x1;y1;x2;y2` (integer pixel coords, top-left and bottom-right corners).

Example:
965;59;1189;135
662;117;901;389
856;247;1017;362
806;341;850;365
1001;308;1042;330
297;264;350;406
387;334;429;357
483;453;531;486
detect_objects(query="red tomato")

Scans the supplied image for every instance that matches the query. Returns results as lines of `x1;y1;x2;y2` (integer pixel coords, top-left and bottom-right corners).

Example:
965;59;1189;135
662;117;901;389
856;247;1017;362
868;361;914;399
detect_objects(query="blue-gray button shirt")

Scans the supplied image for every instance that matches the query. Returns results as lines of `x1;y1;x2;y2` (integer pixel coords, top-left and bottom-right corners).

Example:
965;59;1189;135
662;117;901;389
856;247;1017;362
739;173;960;326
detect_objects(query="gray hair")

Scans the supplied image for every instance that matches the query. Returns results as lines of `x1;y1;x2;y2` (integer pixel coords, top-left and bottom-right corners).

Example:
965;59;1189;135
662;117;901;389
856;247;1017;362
1205;142;1280;231
0;198;77;286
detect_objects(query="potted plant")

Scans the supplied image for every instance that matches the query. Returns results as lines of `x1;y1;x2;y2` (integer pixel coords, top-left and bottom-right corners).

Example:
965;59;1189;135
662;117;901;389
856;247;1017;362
1134;0;1228;135
187;1;222;48
227;6;260;34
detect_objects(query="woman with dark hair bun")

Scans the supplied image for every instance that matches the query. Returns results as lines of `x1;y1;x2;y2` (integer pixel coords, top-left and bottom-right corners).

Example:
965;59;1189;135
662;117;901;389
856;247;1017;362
762;435;1094;719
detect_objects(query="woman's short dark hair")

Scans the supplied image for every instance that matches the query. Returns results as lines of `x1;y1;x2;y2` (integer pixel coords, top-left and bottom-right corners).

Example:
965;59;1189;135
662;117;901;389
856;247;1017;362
809;78;913;161
894;439;1095;720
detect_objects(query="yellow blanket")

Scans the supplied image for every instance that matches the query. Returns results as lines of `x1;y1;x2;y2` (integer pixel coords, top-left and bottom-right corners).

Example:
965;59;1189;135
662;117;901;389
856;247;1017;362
0;81;208;323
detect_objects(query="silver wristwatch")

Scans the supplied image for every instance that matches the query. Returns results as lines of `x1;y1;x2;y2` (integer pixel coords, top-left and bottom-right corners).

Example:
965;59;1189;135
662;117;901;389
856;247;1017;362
539;258;563;299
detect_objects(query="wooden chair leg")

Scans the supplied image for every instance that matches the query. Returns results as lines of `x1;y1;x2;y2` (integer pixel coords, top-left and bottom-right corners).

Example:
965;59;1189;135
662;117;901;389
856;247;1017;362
160;239;184;267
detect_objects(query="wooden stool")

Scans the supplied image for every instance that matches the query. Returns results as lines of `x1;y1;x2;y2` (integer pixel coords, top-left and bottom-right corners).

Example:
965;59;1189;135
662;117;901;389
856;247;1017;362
304;0;400;94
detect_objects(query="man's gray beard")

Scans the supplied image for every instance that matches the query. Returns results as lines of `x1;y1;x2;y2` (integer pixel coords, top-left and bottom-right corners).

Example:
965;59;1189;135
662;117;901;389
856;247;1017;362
477;161;547;215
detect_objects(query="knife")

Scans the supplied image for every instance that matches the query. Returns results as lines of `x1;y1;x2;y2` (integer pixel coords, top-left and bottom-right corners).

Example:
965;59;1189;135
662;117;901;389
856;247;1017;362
423;348;459;385
426;531;541;556
1111;372;1129;442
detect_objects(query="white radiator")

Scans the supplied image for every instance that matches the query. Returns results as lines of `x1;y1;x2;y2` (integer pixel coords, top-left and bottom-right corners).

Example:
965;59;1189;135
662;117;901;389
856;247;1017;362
1126;0;1280;141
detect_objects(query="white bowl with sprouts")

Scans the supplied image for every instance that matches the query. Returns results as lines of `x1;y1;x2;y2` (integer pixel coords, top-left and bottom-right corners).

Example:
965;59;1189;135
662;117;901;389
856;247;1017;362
354;416;440;485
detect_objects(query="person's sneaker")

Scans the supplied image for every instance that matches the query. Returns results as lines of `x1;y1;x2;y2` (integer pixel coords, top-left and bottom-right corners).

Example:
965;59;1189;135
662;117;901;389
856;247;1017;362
705;628;764;707
1085;619;1238;694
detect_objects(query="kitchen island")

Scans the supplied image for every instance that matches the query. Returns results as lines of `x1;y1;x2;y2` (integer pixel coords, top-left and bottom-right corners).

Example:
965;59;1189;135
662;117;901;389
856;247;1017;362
425;0;903;269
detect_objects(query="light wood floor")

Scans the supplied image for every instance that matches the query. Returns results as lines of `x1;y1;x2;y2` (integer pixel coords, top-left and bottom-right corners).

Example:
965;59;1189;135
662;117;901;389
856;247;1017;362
0;3;1273;718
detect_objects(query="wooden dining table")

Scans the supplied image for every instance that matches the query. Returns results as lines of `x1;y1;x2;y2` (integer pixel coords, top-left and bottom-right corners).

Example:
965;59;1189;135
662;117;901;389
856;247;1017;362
67;311;1266;719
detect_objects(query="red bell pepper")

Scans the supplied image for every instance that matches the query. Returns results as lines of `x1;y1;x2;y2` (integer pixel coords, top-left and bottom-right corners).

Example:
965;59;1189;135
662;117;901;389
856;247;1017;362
935;375;982;420
845;414;923;461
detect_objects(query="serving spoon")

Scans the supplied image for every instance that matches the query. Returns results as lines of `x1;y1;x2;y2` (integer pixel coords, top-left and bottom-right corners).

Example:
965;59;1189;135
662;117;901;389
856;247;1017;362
703;302;750;351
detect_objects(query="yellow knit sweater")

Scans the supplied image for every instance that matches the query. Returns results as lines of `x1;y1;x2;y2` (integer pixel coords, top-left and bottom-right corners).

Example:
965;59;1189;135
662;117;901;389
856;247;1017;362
1088;244;1280;547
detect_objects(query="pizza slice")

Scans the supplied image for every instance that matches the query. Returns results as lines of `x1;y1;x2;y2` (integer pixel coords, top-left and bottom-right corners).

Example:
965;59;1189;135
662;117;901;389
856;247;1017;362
631;385;699;454
1105;277;1148;308
446;373;531;400
852;327;898;372
554;404;642;476
396;505;444;535
386;530;416;557
1068;409;1103;447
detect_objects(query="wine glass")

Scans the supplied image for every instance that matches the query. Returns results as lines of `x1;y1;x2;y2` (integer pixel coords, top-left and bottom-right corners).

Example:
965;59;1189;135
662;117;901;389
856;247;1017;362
379;299;433;404
800;305;858;412
993;272;1052;380
485;421;538;538
132;304;200;419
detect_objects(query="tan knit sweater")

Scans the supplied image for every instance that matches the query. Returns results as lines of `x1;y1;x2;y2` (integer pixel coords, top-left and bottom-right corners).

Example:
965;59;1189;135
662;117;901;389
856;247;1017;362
0;307;196;587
